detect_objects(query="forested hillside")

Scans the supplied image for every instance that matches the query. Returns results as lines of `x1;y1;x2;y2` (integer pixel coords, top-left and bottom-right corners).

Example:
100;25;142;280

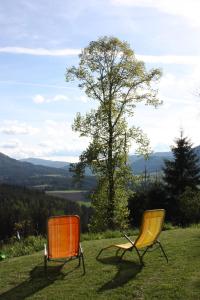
0;184;92;240
0;153;96;190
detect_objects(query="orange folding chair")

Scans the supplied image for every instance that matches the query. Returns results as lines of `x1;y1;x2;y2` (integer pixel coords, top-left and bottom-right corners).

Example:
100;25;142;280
44;215;85;274
97;209;168;265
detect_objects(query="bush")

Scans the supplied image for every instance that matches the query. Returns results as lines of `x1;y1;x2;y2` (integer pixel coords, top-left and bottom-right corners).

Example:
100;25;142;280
81;229;138;241
128;182;168;226
178;188;200;225
1;235;45;258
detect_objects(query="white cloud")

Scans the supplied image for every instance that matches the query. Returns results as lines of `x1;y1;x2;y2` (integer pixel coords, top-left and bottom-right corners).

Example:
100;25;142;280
0;120;89;161
79;95;89;103
1;139;21;149
33;94;69;104
128;61;200;153
43;120;89;152
136;55;200;65
111;0;200;27
0;80;70;89
0;47;81;56
159;66;200;103
54;94;69;102
33;95;45;104
0;121;39;135
1;46;200;66
41;156;79;163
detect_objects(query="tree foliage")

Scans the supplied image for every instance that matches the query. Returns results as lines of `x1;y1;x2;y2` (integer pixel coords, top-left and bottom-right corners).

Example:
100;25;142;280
178;187;200;225
128;181;168;226
163;132;200;197
66;36;162;230
163;132;200;222
0;184;92;240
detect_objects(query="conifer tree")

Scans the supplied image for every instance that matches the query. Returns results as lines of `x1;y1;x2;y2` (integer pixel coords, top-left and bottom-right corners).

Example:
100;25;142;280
163;131;200;197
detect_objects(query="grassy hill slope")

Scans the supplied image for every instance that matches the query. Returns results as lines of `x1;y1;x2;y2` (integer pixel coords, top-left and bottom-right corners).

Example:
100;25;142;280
0;227;200;299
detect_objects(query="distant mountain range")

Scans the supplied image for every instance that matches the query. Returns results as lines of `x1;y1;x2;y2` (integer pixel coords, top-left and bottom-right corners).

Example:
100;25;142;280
0;145;199;189
0;152;95;190
20;151;174;175
20;157;70;169
128;152;173;174
0;152;68;177
21;145;200;175
0;152;69;188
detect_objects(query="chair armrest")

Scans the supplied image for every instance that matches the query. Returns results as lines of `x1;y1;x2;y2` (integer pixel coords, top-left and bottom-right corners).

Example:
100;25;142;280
79;243;84;254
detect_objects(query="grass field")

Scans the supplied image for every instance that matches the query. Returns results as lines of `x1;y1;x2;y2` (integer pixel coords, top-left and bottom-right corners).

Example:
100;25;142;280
46;190;91;205
0;227;200;299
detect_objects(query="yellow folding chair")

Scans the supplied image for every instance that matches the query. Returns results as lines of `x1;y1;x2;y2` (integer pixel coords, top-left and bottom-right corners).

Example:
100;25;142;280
97;209;168;265
44;215;85;274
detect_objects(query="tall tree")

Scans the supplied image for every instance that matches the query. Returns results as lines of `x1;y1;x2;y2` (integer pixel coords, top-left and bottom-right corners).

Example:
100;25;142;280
66;36;162;231
163;131;200;223
163;131;200;197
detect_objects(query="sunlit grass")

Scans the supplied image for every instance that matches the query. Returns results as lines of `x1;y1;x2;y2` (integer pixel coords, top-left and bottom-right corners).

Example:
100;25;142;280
1;227;200;299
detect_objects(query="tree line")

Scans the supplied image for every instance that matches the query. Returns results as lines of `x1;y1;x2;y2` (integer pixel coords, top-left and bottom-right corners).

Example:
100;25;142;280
128;132;200;227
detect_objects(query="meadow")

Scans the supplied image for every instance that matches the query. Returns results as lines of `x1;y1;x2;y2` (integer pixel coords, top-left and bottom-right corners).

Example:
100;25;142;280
0;227;200;299
46;190;91;207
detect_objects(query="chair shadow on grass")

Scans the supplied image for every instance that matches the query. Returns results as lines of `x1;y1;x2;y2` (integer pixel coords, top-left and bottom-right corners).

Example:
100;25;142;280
0;261;80;300
97;256;143;292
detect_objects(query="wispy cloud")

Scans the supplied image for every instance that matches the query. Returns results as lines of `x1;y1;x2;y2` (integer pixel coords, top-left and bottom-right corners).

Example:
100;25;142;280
33;94;69;104
111;0;200;27
0;120;89;160
0;80;70;89
1;47;200;65
1;139;20;149
0;121;39;135
0;47;80;56
136;55;200;65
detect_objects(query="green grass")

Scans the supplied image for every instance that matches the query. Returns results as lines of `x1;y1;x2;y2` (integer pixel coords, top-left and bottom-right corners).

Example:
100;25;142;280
47;190;87;193
46;190;90;203
78;201;91;207
1;236;46;258
1;227;200;299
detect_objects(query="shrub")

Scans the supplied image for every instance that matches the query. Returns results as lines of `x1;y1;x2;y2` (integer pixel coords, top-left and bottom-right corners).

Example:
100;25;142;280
1;235;45;258
128;182;168;226
178;187;200;225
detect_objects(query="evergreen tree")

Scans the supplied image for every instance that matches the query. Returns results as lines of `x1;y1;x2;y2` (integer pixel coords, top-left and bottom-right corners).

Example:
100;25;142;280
163;132;200;196
66;36;162;230
163;132;200;222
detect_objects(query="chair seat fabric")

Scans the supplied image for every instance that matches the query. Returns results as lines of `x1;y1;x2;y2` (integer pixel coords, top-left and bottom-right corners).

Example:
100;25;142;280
48;215;80;259
114;242;134;249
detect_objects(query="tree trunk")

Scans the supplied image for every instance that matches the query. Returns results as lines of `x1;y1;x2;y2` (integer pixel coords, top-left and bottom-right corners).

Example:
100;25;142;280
107;99;115;228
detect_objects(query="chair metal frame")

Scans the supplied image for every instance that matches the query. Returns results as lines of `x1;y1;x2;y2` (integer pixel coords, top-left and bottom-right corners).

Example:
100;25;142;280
44;215;85;274
97;209;168;265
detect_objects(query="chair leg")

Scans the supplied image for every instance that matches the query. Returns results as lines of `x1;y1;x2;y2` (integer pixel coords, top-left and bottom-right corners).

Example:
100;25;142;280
81;253;85;275
157;241;168;263
78;254;81;266
96;248;105;259
141;246;150;261
44;255;47;274
120;249;127;260
135;247;144;265
116;248;121;256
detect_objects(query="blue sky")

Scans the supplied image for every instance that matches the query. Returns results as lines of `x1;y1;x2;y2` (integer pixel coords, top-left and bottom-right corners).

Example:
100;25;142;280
1;0;200;162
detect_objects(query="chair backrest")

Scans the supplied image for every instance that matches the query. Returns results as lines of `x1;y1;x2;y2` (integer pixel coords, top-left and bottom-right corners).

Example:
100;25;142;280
47;215;80;259
135;209;165;249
